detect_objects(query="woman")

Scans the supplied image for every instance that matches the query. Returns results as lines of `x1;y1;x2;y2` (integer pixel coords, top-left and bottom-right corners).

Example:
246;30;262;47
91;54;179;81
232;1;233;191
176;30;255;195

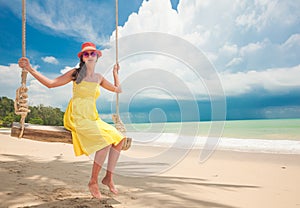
18;42;125;199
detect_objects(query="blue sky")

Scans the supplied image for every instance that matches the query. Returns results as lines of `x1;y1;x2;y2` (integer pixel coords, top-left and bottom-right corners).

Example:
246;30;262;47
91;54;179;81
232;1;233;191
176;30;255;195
0;0;299;123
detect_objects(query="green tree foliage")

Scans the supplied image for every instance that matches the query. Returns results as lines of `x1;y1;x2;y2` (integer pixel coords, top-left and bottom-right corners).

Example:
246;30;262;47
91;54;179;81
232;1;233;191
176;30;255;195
27;105;64;126
0;97;20;127
0;97;64;127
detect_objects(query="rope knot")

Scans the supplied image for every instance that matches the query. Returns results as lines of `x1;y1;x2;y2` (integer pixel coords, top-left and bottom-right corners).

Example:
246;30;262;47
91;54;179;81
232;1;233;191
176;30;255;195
14;86;30;115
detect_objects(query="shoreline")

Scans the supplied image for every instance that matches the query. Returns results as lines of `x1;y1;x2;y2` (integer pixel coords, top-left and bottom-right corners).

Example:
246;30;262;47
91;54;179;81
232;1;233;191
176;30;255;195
4;126;300;155
1;133;300;207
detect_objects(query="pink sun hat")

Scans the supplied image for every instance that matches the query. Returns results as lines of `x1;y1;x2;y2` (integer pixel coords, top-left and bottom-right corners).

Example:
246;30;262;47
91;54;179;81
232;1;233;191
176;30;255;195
77;42;102;58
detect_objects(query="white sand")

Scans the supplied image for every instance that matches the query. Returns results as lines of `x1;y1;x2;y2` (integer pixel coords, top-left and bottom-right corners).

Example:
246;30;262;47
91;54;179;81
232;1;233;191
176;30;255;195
1;132;300;208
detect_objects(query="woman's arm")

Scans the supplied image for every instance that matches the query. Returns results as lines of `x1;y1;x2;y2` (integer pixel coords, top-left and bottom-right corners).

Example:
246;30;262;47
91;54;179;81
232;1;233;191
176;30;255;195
100;64;122;93
18;57;74;88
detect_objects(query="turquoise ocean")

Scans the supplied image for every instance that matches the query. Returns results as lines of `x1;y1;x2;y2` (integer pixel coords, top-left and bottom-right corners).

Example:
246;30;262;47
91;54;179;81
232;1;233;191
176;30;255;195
124;119;300;154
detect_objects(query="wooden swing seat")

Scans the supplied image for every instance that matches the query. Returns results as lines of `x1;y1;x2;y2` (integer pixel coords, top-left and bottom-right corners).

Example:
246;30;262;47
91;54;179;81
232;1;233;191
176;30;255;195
11;122;72;143
10;122;132;150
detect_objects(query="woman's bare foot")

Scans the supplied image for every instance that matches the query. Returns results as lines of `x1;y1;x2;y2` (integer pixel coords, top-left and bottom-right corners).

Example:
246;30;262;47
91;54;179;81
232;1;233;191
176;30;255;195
88;182;101;199
102;177;118;194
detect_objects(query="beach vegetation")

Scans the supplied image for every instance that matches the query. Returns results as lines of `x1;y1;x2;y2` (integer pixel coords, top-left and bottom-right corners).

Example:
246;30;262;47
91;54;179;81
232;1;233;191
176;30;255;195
0;97;64;127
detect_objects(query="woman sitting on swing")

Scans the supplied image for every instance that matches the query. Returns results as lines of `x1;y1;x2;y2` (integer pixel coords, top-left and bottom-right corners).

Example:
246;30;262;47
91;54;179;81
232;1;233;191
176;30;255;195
18;42;125;199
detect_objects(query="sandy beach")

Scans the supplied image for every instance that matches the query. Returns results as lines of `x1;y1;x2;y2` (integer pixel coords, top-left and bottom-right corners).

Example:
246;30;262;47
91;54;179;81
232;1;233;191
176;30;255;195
1;131;300;208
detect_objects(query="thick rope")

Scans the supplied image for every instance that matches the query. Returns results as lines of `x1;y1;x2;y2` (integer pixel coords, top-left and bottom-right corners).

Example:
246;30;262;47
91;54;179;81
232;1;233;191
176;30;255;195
115;0;119;116
113;0;131;150
14;0;30;138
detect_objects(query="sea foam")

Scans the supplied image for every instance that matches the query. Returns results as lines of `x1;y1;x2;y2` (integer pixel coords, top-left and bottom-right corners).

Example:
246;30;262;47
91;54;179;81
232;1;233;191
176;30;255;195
126;132;300;154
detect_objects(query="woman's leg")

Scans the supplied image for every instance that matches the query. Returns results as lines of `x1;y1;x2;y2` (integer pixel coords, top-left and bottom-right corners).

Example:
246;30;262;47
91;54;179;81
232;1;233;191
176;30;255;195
102;138;125;194
88;145;111;199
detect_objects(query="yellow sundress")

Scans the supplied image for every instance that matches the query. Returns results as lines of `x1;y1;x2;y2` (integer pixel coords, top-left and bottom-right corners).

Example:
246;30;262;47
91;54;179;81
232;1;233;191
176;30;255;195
64;80;124;156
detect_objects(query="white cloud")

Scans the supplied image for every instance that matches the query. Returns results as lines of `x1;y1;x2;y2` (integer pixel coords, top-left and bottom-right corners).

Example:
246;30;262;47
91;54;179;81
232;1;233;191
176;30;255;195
102;0;300;102
0;64;72;110
4;0;298;71
281;34;300;49
41;56;59;64
0;64;22;99
112;0;179;40
220;65;300;96
28;1;111;44
60;66;74;74
111;0;298;72
220;43;238;57
226;57;243;68
225;34;300;71
2;0;115;45
27;79;72;109
240;41;266;56
235;10;256;30
235;0;300;31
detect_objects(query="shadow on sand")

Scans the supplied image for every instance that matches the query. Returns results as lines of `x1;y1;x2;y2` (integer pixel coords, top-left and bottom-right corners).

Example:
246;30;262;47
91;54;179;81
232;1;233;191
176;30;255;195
0;153;259;208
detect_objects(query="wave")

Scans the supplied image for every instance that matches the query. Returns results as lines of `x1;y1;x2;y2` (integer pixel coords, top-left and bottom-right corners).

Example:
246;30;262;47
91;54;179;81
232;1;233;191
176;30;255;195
126;132;300;154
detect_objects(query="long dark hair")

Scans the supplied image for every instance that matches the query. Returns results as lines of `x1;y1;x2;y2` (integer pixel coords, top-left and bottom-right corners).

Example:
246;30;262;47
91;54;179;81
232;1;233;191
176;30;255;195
72;56;86;84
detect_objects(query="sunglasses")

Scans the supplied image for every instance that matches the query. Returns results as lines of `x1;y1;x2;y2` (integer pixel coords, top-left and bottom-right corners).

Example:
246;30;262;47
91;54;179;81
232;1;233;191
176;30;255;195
82;51;97;58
